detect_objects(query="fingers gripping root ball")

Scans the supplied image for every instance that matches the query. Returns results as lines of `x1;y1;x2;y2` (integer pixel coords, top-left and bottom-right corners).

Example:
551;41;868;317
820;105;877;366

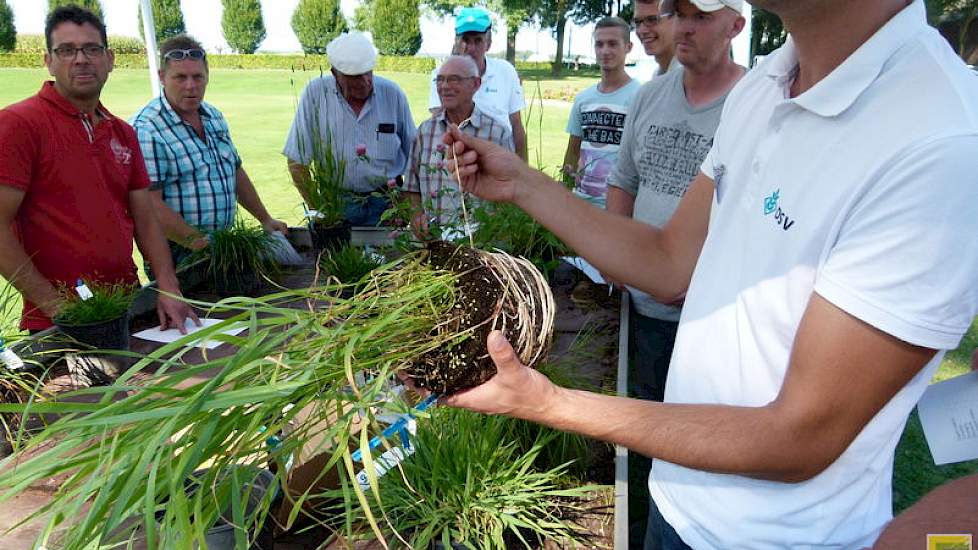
404;241;555;395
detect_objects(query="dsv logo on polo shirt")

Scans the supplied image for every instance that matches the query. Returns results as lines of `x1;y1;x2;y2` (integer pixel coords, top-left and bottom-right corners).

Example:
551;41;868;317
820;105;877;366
763;189;795;231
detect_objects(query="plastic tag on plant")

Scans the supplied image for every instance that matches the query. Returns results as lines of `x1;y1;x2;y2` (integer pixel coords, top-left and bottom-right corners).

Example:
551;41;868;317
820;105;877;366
355;444;414;490
75;279;94;300
1;347;25;370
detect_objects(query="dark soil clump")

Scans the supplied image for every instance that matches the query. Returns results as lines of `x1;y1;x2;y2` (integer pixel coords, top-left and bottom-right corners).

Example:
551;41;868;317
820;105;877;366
407;241;505;395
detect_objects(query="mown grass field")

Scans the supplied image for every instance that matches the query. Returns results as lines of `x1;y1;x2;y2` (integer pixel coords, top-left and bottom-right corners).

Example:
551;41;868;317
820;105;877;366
1;67;975;513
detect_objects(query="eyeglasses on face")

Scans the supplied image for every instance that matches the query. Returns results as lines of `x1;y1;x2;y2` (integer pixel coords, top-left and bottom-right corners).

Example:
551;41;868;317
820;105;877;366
434;75;476;85
632;14;670;28
163;49;206;61
50;45;106;60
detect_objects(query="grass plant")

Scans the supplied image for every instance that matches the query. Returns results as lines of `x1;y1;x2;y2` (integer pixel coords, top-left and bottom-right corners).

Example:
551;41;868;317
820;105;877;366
0;244;557;550
337;407;603;549
52;282;136;326
319;244;384;288
187;219;278;293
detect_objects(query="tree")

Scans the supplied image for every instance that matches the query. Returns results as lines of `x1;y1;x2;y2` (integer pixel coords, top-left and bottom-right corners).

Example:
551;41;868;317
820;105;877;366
138;0;186;45
534;0;610;76
372;0;422;56
291;0;348;55
353;0;374;32
927;0;978;63
750;8;787;61
48;0;102;19
221;0;266;54
0;0;14;52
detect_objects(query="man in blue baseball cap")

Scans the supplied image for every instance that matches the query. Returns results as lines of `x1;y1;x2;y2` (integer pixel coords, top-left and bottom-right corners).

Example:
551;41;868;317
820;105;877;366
428;6;527;162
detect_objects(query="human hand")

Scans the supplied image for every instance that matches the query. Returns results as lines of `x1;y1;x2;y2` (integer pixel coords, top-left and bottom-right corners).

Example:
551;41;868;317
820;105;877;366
443;330;558;418
188;235;210;251
442;125;523;205
156;293;201;335
262;218;289;235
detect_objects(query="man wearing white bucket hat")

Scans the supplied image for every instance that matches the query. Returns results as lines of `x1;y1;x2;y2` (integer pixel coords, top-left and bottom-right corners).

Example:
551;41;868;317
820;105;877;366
284;32;416;226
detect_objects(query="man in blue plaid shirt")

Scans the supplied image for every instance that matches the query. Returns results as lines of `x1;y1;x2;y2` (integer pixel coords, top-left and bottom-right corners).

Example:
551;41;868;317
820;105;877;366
131;35;286;267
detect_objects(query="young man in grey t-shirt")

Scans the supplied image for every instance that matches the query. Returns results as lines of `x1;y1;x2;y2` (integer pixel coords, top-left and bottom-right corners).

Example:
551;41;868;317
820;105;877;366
605;3;745;546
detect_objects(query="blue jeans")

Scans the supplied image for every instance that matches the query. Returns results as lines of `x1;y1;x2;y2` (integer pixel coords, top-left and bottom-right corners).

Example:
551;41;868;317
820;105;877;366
645;497;694;550
343;193;391;227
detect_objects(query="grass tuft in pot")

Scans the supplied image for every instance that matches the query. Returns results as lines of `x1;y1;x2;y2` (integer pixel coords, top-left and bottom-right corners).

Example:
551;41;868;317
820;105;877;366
52;281;136;351
334;407;602;549
187;219;279;297
297;124;350;251
319;243;384;292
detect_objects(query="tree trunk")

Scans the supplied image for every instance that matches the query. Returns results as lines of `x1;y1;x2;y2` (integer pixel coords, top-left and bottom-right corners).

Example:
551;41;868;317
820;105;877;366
506;18;518;65
551;15;567;76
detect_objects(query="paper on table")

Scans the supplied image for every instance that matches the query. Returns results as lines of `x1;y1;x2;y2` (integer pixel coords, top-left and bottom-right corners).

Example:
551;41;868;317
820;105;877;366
561;256;606;285
132;318;247;350
917;370;978;465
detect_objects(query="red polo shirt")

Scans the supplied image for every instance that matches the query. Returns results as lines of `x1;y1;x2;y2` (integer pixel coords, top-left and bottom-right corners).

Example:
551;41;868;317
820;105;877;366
0;82;149;330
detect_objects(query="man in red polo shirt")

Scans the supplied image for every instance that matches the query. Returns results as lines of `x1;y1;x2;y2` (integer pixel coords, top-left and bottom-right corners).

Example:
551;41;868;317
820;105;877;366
0;6;197;332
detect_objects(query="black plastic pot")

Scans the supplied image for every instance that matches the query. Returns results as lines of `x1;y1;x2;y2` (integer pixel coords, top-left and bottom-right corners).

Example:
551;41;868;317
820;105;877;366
309;220;352;252
213;270;261;298
55;313;130;351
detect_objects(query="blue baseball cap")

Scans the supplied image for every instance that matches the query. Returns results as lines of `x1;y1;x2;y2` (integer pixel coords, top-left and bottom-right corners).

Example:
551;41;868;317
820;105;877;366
455;7;492;34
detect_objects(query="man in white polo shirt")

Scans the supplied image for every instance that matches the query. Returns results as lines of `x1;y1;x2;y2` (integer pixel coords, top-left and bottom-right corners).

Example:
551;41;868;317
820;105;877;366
429;7;527;161
437;0;978;548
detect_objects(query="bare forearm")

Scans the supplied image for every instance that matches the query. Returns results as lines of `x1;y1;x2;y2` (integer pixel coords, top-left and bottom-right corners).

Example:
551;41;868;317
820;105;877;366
606;186;635;218
513;169;688;301
151;194;204;246
287;160;313;205
873;474;978;548
132;202;179;291
0;229;60;316
510;114;528;162
534;386;820;482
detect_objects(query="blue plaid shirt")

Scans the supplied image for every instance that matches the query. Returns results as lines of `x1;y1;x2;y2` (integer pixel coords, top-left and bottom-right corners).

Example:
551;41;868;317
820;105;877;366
130;96;241;232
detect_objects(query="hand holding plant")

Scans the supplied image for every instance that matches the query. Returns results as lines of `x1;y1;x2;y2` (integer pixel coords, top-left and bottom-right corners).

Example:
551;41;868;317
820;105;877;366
444;330;559;419
442;125;522;204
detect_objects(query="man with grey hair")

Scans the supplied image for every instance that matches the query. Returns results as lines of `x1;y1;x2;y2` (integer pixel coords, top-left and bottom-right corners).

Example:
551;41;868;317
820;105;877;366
406;55;512;237
131;34;287;268
284;32;415;226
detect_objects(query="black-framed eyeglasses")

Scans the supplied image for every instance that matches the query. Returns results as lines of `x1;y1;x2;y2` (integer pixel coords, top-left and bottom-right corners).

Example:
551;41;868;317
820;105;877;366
163;49;206;61
631;14;671;28
433;75;475;85
50;45;106;61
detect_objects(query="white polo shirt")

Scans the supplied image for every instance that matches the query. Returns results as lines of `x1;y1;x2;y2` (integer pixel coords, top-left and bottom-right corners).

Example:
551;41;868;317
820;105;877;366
429;57;525;133
651;1;978;548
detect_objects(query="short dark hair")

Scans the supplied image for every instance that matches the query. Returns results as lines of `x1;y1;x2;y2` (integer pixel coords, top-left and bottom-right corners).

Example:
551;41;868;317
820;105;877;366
595;16;631;43
159;34;208;72
45;5;108;51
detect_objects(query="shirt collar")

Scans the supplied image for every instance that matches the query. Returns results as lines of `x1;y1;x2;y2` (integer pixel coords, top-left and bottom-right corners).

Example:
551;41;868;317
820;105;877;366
38;81;113;120
766;0;924;117
436;102;485;129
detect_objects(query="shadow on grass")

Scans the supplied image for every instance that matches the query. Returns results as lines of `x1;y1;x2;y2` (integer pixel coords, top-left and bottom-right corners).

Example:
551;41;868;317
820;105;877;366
892;410;978;513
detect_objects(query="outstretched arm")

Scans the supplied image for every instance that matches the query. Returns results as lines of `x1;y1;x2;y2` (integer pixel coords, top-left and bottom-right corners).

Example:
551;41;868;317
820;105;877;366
444;126;710;303
447;293;936;482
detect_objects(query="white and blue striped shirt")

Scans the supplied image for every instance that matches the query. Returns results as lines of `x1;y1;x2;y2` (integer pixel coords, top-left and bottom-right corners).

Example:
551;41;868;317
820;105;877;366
283;75;415;193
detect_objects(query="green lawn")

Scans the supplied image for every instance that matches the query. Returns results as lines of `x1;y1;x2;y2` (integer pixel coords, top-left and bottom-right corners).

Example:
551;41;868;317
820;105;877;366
1;67;976;513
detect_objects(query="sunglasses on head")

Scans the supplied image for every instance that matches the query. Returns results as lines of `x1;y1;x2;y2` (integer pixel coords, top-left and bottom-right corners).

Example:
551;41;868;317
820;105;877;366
163;49;206;61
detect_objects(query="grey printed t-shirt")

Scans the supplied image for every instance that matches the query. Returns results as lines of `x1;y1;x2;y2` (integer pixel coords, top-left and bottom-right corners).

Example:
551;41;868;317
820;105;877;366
609;66;732;321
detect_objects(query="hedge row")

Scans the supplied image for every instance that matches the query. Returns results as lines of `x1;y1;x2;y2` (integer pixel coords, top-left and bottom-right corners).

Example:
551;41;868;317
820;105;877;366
16;34;147;54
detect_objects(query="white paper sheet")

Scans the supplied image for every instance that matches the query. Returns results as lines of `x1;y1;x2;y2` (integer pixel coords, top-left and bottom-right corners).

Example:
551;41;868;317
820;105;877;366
917;371;978;465
132;318;247;350
561;256;607;285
